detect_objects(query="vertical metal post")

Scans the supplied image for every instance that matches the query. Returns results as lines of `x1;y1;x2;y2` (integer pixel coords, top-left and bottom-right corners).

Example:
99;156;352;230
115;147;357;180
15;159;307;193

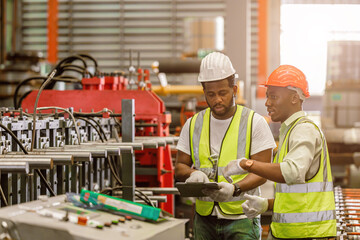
64;166;70;192
121;99;135;201
122;99;134;142
121;147;134;202
87;161;94;191
20;174;27;203
40;169;47;195
12;129;21;204
70;165;78;193
79;163;85;190
93;158;99;190
99;158;104;190
56;166;63;194
32;171;39;201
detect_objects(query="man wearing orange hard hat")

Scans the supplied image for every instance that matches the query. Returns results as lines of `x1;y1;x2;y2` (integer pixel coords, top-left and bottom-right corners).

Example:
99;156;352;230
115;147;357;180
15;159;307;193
222;65;337;239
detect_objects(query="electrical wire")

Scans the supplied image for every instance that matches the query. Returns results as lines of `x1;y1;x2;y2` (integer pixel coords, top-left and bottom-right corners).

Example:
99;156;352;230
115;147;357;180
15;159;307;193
54;55;88;72
77;117;123;185
73;109;116;116
77;115;127;203
77;117;122;182
72;113;122;118
30;68;56;152
100;186;155;207
60;63;86;71
36;107;81;146
43;55;88;90
75;117;125;195
109;155;121;178
60;67;88;77
77;117;105;142
7;109;116;199
78;53;98;71
84;115;121;183
15;53;98;109
108;158;123;186
88;117;108;141
0;122;56;197
134;189;156;208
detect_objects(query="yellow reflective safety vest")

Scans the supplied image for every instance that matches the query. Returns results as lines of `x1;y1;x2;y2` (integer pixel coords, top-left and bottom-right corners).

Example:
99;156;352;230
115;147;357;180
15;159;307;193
270;117;336;239
189;105;257;216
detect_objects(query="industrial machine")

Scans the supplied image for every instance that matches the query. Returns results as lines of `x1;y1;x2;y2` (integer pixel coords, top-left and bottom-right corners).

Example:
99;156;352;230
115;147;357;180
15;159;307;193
0;53;178;218
19;53;176;214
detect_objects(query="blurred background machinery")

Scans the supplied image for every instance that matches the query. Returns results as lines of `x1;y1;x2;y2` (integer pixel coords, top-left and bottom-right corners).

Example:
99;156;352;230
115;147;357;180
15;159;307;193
322;41;360;188
0;51;45;107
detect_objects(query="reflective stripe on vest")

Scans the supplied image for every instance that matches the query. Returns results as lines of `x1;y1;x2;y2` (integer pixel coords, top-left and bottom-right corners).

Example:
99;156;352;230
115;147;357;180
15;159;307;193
270;117;336;239
276;181;334;193
273;210;336;224
189;105;256;215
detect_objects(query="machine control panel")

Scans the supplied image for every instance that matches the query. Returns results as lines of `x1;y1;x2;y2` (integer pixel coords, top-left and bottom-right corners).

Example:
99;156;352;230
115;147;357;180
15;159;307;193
0;195;186;240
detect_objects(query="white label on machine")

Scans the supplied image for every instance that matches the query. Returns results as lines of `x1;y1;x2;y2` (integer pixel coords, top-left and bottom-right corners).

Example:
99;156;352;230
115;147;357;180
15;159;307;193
104;198;142;215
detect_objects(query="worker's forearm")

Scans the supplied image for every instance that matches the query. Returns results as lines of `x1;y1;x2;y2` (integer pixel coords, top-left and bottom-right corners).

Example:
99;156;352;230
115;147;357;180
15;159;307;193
242;160;286;183
174;163;195;182
236;173;267;192
268;199;274;211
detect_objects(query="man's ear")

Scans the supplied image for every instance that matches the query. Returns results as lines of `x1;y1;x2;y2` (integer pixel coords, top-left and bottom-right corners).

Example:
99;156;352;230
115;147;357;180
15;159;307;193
291;93;300;104
233;84;238;96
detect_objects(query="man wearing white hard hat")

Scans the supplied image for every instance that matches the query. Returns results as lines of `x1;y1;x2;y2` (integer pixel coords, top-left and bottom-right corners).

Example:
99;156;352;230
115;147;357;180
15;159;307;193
175;52;276;239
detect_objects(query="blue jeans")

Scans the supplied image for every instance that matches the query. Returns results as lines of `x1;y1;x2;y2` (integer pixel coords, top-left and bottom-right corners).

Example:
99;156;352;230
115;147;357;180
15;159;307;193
194;213;261;240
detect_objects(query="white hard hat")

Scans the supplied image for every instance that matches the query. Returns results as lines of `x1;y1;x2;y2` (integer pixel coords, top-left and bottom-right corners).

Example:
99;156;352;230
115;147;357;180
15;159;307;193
198;52;236;82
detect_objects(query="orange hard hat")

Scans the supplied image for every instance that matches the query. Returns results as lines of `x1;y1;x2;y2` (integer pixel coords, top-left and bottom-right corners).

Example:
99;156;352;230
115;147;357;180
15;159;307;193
264;65;310;98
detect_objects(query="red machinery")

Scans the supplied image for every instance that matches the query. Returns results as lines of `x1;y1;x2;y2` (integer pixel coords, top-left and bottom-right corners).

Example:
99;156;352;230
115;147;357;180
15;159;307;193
21;73;175;214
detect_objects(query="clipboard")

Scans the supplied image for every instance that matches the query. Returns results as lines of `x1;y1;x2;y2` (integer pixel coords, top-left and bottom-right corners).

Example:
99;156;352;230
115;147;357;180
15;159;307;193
175;182;220;197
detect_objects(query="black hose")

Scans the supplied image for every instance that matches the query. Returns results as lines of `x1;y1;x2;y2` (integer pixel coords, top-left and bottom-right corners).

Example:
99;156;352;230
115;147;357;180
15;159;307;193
14;76;81;108
60;67;87;76
100;187;155;207
78;54;98;71
54;55;88;71
88;117;108;141
77;117;105;143
31;69;57;151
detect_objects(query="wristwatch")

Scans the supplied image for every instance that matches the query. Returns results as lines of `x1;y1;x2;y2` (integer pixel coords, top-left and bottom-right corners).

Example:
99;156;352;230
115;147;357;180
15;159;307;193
233;183;242;197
